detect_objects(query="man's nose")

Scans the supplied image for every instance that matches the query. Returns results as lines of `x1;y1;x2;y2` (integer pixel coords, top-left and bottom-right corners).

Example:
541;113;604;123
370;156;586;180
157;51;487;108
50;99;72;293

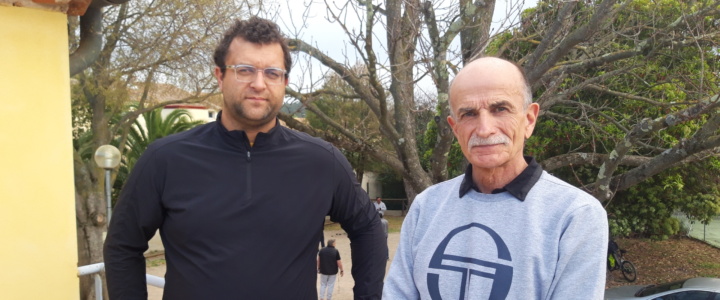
473;112;496;136
249;71;267;89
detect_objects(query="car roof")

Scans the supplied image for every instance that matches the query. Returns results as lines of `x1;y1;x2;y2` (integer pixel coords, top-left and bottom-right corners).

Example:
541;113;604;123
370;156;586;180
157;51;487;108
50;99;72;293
683;277;720;291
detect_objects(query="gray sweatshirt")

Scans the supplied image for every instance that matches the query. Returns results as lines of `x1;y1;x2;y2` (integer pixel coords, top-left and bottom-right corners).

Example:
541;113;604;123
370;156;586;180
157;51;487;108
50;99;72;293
383;171;608;299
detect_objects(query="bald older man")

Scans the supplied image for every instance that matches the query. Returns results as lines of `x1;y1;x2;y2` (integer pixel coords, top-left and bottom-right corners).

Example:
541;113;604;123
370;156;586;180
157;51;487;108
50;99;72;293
383;57;608;299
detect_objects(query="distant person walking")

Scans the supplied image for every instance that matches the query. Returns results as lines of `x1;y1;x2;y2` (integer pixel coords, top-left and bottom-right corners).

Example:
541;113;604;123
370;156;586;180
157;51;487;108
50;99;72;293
374;197;387;216
318;239;344;300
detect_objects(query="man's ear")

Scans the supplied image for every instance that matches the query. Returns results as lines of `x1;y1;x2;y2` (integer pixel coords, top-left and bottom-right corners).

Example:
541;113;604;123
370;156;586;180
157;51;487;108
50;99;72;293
214;66;224;92
524;103;540;139
447;115;458;136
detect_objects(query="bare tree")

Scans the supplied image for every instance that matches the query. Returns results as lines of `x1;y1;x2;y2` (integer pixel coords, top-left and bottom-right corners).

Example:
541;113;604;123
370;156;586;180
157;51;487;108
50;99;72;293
279;0;499;200
277;0;719;206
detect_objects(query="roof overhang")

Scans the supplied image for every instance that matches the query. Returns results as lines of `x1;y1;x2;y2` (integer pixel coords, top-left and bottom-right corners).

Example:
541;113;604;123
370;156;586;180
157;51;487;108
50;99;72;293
0;0;129;16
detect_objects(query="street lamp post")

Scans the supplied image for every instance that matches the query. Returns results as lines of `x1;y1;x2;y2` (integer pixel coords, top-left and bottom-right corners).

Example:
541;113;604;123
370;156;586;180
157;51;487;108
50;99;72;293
94;145;121;224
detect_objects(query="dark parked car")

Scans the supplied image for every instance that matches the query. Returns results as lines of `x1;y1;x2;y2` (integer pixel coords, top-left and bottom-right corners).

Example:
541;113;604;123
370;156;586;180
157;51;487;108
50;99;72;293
604;277;720;300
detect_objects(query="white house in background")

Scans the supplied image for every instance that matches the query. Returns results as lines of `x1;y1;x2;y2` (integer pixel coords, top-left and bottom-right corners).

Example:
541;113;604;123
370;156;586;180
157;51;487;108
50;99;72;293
127;82;221;125
131;104;218;134
162;104;218;123
361;171;381;199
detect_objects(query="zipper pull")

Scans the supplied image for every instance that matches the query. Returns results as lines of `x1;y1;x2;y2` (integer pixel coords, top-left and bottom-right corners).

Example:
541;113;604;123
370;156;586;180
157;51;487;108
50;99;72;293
247;151;251;162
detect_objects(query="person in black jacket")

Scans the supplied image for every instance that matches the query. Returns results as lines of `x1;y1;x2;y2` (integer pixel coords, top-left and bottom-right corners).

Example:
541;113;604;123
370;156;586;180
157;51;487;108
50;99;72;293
318;239;344;300
104;16;386;300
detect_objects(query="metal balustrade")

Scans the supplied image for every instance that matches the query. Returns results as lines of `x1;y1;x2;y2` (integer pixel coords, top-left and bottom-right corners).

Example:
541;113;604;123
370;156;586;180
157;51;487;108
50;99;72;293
78;262;165;300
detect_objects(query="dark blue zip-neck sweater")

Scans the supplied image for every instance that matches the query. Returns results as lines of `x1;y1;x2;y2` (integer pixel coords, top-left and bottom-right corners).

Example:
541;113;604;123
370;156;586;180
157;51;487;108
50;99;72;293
105;112;386;299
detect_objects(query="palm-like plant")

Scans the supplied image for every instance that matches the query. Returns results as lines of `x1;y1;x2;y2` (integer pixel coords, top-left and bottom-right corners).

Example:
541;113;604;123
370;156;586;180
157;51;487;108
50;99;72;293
116;108;204;192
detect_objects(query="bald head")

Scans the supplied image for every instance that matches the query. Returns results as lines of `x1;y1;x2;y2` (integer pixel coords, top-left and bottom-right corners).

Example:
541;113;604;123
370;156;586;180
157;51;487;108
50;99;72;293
445;56;540;186
449;57;532;117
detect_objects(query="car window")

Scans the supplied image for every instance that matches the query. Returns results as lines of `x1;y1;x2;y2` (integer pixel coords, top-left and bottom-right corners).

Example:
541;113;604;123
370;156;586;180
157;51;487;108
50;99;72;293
654;291;714;300
642;280;686;296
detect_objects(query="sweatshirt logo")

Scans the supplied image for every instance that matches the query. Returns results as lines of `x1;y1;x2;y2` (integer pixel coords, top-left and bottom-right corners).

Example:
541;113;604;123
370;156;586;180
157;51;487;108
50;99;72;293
427;223;513;299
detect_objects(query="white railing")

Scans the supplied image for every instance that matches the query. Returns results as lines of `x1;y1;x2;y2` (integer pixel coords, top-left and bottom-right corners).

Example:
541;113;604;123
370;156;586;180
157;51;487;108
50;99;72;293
78;262;165;300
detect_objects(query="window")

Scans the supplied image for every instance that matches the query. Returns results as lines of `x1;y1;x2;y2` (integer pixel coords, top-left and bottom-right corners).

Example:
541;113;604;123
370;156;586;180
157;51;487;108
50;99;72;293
639;280;685;296
652;291;718;300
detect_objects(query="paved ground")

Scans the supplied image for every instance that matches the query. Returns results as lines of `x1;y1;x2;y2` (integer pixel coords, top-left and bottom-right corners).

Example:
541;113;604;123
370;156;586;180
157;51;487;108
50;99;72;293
146;229;400;300
144;214;720;299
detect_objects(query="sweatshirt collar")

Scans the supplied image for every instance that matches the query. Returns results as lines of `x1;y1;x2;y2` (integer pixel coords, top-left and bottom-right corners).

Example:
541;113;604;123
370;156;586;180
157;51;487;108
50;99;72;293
214;111;284;149
458;156;543;201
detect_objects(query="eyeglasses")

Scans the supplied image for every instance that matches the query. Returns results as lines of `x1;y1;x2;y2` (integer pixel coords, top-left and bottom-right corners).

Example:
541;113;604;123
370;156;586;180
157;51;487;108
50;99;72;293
225;64;287;85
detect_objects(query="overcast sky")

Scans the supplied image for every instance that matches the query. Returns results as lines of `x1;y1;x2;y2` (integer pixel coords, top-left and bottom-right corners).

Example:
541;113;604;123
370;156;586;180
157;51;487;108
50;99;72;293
259;0;539;93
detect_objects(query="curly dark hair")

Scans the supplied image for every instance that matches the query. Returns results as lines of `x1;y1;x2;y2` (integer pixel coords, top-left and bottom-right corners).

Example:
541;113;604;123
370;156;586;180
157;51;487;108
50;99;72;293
213;16;292;78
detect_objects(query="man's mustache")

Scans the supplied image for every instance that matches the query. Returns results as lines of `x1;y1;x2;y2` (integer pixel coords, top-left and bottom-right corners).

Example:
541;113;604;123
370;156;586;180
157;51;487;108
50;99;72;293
468;133;510;147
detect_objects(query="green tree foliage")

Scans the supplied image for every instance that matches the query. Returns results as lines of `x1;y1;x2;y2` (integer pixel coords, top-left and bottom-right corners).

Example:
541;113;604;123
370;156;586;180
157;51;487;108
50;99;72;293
508;0;720;238
608;160;720;238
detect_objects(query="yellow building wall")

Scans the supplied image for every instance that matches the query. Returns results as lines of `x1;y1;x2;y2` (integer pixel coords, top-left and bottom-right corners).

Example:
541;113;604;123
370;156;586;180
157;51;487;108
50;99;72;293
0;6;79;300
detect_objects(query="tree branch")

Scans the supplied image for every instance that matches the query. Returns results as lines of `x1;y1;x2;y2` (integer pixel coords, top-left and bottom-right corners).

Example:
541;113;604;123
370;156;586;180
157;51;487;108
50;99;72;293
527;0;620;84
541;153;649;171
277;112;404;172
288;39;383;118
593;94;720;200
70;6;103;76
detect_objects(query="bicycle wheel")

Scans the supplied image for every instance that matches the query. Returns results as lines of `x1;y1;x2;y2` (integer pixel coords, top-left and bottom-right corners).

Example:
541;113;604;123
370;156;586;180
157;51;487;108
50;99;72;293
621;260;637;282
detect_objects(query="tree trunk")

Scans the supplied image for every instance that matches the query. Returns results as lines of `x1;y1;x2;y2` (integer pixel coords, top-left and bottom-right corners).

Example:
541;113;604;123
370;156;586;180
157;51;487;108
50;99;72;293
459;0;495;63
75;192;108;300
402;175;421;207
74;150;108;300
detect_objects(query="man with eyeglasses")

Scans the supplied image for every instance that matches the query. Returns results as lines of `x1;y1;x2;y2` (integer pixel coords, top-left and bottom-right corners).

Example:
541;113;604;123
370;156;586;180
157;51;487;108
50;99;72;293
104;17;386;300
